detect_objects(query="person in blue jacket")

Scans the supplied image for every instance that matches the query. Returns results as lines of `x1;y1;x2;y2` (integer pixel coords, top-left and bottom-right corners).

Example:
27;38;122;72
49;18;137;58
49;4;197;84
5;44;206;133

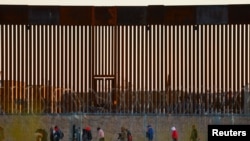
146;125;154;141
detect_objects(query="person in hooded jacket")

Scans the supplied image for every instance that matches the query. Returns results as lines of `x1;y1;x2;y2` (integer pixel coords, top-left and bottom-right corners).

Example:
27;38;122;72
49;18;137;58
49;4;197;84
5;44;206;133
53;126;61;141
171;126;178;141
146;125;154;141
82;125;92;141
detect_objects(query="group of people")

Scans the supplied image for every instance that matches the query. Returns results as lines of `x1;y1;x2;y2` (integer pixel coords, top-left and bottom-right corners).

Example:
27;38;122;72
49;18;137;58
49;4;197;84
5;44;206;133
81;126;105;141
117;126;132;141
44;124;198;141
146;124;199;141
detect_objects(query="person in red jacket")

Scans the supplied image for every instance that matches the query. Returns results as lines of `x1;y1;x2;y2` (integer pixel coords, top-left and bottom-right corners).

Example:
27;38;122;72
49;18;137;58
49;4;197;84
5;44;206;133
171;126;178;141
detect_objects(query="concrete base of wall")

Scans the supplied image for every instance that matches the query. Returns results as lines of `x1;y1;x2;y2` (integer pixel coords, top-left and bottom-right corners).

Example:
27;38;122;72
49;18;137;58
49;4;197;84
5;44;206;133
0;114;249;141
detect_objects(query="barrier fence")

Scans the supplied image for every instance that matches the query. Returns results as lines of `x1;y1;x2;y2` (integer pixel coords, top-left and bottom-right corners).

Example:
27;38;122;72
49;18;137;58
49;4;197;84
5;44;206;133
1;5;250;115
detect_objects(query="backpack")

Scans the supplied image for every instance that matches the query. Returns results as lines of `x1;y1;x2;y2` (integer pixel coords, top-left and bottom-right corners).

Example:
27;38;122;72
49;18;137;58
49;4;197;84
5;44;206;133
83;129;92;140
59;129;64;139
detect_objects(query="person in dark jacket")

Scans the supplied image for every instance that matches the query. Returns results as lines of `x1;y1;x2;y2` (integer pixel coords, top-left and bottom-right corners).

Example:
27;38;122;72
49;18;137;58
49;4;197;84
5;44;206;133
52;126;61;141
82;125;92;141
146;125;154;141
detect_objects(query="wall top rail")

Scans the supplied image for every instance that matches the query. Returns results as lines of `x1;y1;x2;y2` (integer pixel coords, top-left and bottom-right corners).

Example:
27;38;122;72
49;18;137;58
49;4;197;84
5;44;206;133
0;4;250;25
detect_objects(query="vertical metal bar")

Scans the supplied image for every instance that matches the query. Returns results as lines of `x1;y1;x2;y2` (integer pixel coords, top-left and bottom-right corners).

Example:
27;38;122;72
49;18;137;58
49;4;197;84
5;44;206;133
176;25;179;110
76;26;79;94
81;26;85;110
145;25;150;95
133;25;137;92
137;25;141;112
71;26;74;90
216;24;220;113
112;26;119;112
245;25;249;95
208;25;212;114
200;24;203;114
196;25;200;114
169;25;172;113
21;25;25;113
121;26;124;92
172;25;176;113
33;25;36;86
165;25;168;113
37;25;41;86
65;25;68;90
204;25;208;113
144;25;147;113
106;26;109;76
220;24;224;113
26;25;30;113
112;25;117;112
236;24;240;113
225;25;228;114
71;25;74;111
192;25;195;114
160;25;164;113
98;26;100;76
40;25;44;112
179;25;183;113
77;25;81;107
13;25;17;114
184;25;188;113
101;26;104;76
82;26;85;92
232;24;236;112
5;25;8;113
0;25;3;83
176;25;180;113
240;24;245;113
212;25;216;113
120;26;124;110
39;25;43;108
246;25;249;87
90;25;94;109
228;25;232;113
44;25;48;88
126;26;130;109
141;25;144;112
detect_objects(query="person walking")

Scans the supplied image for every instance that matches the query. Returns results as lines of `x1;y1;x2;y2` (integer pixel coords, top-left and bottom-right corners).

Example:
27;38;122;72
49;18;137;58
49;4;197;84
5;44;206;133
171;126;178;141
118;127;127;141
125;128;132;141
82;125;92;141
190;125;198;141
53;126;61;141
97;127;105;141
146;125;154;141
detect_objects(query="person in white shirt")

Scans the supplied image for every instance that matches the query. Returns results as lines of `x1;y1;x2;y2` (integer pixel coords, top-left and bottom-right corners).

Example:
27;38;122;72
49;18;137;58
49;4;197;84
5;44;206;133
97;127;105;141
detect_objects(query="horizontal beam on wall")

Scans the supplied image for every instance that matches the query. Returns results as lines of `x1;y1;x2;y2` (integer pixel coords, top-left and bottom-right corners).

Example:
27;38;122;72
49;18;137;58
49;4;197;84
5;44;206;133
0;4;250;25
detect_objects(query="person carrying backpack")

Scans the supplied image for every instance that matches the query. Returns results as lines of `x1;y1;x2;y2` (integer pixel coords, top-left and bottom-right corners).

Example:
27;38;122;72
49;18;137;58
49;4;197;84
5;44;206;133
51;125;64;141
82;125;92;141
